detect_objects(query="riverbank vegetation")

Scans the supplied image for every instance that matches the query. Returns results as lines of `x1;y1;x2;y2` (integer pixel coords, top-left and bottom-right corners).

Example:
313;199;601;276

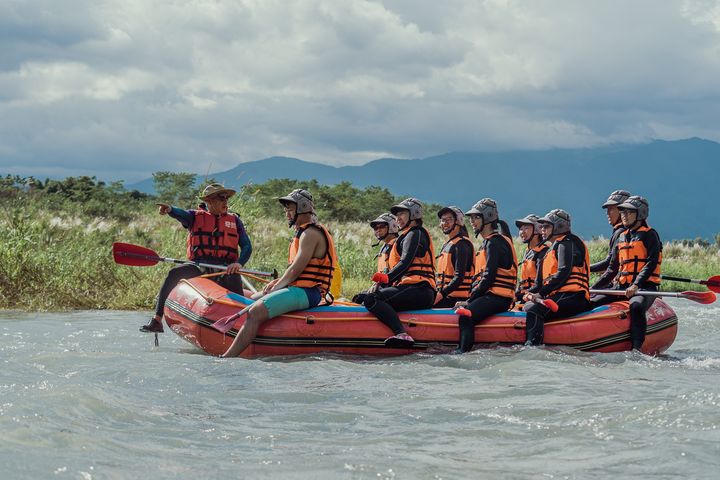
2;174;719;311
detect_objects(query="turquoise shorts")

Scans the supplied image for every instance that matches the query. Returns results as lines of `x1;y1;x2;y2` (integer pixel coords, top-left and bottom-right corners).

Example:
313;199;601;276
262;286;320;318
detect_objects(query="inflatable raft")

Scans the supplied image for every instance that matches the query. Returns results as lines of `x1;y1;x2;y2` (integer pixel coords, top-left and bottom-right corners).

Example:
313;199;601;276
163;278;678;357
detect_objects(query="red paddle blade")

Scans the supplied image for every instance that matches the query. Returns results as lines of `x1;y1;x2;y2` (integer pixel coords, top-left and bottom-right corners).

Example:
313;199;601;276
541;299;559;313
681;291;717;304
703;275;720;294
112;242;160;266
372;272;389;284
455;307;472;317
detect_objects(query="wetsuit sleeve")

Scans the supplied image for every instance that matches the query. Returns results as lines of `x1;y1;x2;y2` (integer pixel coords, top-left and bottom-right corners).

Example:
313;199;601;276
469;236;506;300
439;239;473;298
633;229;662;287
385;229;424;285
169;207;194;229
538;240;574;297
236;217;252;266
591;240;620;289
590;227;621;273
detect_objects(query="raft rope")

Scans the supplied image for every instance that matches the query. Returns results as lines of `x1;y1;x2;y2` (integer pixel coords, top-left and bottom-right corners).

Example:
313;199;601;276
180;278;630;330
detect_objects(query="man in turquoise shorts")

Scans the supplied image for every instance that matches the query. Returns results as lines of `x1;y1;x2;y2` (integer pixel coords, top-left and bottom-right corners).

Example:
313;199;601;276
222;189;338;357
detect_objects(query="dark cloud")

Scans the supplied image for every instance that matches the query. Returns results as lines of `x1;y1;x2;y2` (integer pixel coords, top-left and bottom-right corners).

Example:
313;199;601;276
1;0;719;181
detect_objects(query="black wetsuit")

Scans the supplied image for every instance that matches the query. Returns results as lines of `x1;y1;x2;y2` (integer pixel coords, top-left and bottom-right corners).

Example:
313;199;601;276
458;235;515;352
590;224;625;289
525;234;590;345
434;235;474;309
363;226;435;335
590;225;662;349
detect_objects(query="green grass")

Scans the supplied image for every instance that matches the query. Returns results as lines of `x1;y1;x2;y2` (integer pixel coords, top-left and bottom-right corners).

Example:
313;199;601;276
1;196;718;311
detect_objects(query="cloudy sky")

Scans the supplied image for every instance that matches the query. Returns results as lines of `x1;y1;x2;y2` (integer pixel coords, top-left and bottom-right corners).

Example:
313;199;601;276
1;0;719;182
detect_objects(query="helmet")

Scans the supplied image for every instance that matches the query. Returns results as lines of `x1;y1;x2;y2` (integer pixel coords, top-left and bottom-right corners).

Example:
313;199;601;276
369;213;399;235
537;209;571;235
390;197;423;220
465;198;498;225
602;190;631;209
515;214;541;232
617;195;649;221
437;206;465;226
278;189;315;215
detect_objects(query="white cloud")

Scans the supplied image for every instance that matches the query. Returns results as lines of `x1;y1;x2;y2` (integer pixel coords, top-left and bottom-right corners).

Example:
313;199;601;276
1;0;719;181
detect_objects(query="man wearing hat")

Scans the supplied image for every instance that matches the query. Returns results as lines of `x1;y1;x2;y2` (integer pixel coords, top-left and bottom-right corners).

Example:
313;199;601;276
139;183;252;333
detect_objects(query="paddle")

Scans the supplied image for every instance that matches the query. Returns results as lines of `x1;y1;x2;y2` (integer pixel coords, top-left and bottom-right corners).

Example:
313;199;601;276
590;289;716;305
211;304;253;333
660;275;720;293
112;242;278;278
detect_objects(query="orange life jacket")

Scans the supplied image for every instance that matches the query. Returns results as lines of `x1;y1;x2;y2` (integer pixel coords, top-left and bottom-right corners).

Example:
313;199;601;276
617;225;662;286
541;234;590;299
186;210;240;263
376;237;397;274
388;225;436;288
288;222;338;295
436;234;475;299
472;233;518;299
518;242;550;292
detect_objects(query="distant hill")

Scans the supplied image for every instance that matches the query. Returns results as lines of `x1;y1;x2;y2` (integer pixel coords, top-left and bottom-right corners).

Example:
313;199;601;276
129;138;720;240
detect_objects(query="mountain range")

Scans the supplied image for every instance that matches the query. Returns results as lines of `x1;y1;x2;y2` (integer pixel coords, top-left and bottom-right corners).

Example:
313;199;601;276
130;138;720;240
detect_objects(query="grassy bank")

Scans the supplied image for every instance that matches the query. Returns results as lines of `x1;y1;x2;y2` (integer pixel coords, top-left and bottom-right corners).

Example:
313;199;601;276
1;195;719;311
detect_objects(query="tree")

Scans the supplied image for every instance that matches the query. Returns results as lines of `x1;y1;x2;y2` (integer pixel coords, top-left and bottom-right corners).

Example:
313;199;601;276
152;171;197;207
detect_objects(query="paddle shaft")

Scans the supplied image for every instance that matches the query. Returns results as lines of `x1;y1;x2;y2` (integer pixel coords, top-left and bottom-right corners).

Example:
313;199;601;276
661;275;720;288
118;250;275;277
591;289;684;299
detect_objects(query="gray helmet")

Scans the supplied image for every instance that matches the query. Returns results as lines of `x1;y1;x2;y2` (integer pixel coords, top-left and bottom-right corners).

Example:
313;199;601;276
369;213;399;235
617;195;649;221
602;189;632;209
278;189;315;214
515;214;541;231
538;209;571;235
437;205;465;227
465;198;498;225
390;197;423;220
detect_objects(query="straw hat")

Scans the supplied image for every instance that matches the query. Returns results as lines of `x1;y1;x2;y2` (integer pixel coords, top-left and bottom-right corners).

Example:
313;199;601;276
198;183;236;201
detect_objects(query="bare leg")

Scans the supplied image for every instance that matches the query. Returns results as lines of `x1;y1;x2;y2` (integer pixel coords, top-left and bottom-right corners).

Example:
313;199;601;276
221;301;270;357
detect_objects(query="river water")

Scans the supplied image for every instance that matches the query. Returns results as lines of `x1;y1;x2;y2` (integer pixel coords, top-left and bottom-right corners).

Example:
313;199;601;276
2;300;719;479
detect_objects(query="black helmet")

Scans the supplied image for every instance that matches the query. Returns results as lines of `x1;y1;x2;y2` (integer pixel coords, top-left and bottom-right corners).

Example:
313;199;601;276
617;195;649;221
602;190;632;209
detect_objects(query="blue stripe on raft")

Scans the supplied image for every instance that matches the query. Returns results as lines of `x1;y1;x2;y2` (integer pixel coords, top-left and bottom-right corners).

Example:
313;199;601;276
225;292;611;318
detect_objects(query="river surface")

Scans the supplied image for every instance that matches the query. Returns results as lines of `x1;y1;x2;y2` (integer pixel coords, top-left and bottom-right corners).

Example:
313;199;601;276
2;300;720;479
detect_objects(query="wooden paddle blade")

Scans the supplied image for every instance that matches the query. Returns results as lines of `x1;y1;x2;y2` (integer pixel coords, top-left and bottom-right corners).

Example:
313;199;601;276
703;275;720;293
455;307;472;317
541;299;559;313
112;242;160;266
681;291;717;304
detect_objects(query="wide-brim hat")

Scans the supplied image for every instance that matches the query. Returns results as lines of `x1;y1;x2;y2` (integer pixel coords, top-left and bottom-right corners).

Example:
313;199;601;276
199;183;236;201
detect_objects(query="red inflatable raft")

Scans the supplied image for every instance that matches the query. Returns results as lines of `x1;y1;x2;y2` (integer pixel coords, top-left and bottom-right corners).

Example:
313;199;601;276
163;278;678;357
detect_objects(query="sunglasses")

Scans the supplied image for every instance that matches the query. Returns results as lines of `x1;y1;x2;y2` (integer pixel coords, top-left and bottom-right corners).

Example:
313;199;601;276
212;194;231;201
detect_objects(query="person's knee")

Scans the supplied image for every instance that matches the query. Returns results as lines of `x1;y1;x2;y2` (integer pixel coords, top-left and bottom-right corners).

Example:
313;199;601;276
363;293;378;310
